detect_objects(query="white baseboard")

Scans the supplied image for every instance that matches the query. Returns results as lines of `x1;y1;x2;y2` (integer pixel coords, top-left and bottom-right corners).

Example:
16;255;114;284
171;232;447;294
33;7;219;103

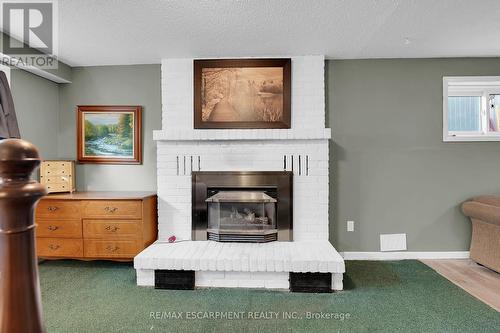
341;251;470;260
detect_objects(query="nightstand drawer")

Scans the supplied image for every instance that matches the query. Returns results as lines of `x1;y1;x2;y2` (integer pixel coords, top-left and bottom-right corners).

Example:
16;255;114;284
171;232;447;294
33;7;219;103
43;176;71;184
36;219;81;238
83;219;141;239
84;240;140;258
82;200;142;219
37;238;83;257
46;183;72;193
41;162;72;176
36;200;81;219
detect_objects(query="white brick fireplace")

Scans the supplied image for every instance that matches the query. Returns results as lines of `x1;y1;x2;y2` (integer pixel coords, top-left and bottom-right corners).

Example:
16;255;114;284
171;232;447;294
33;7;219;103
134;56;345;290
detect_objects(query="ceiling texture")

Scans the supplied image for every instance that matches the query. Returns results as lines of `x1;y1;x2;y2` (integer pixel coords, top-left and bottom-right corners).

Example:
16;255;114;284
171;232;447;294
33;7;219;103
58;0;500;66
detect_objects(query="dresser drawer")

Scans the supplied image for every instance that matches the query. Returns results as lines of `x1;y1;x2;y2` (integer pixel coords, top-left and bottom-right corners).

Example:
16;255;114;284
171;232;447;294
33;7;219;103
83;219;141;239
84;239;140;258
36;219;82;238
82;200;142;219
36;200;81;219
37;238;83;257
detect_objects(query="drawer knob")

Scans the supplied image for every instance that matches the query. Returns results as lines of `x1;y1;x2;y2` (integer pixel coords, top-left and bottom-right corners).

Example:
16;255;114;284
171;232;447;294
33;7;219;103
105;225;120;232
47;206;59;212
105;245;119;252
104;206;118;213
48;244;60;250
47;225;59;231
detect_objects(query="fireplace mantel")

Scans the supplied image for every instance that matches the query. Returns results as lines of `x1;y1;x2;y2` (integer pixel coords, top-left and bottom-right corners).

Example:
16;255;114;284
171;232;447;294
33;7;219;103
153;128;331;141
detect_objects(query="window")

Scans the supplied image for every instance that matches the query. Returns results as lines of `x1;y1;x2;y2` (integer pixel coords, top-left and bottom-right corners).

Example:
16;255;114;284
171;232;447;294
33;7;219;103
443;77;500;141
447;96;481;132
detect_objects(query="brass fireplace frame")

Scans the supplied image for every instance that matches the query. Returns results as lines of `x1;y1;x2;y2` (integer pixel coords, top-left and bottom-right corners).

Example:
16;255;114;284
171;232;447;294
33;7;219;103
192;171;293;241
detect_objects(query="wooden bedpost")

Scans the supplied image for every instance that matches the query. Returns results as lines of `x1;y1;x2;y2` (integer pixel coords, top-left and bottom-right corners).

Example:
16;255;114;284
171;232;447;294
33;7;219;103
0;139;47;333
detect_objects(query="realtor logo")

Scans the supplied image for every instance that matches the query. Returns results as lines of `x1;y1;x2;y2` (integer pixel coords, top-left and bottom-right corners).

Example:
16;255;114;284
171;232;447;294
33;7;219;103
0;0;58;68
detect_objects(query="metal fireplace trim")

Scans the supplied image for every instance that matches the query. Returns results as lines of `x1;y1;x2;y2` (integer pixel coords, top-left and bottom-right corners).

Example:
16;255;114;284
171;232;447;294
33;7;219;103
192;171;293;241
207;231;278;243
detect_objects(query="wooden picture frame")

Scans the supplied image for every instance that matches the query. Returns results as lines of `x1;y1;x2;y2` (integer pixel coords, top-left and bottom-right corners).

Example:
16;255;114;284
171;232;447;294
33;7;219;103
77;105;142;164
194;58;291;129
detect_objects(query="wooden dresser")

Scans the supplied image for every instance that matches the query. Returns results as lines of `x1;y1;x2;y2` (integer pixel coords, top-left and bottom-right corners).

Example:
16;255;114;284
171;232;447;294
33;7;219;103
35;192;157;261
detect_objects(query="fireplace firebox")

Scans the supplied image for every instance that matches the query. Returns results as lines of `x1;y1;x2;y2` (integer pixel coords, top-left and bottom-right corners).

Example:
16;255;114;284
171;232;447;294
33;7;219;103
206;190;278;242
192;171;293;242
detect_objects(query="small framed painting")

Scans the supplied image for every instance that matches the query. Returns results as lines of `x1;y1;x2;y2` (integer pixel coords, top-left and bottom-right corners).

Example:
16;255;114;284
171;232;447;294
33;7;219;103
77;105;142;164
194;58;291;129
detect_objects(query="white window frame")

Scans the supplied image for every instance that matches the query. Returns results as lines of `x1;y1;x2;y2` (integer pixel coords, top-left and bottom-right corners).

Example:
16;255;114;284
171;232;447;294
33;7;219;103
443;76;500;142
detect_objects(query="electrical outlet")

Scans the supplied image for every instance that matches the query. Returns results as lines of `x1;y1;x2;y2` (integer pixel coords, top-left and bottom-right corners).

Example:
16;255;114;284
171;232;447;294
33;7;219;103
347;220;354;232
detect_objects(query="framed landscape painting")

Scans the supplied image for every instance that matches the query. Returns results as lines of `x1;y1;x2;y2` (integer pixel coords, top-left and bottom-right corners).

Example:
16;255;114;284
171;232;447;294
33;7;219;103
77;105;142;164
194;58;291;129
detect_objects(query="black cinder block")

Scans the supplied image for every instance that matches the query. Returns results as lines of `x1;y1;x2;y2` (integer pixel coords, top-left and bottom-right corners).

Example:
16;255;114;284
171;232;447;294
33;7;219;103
289;272;332;293
155;270;195;290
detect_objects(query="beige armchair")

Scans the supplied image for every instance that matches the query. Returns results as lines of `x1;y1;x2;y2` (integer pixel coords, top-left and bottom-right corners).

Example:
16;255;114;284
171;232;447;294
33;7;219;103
462;196;500;273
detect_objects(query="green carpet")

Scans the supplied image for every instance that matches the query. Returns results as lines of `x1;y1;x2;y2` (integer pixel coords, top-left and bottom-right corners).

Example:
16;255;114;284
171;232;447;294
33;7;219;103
38;260;499;333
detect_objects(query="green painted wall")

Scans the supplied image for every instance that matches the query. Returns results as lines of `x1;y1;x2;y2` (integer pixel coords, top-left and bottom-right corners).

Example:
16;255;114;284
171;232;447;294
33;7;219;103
328;58;500;251
11;58;500;252
11;68;59;159
58;64;161;191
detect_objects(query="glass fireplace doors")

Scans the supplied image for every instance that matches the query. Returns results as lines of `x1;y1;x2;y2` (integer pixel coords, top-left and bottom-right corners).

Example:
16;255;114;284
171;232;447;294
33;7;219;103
206;191;278;242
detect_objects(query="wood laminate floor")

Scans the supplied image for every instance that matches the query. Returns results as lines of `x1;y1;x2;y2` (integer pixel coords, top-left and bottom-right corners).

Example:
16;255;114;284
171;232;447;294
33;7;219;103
421;259;500;312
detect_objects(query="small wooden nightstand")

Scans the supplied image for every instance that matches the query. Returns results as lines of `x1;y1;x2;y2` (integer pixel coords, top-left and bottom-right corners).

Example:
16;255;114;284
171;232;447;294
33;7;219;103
40;160;75;193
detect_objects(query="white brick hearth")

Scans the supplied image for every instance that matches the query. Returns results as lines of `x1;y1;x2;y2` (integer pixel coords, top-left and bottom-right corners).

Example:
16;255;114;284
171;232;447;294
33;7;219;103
134;55;345;291
135;241;344;290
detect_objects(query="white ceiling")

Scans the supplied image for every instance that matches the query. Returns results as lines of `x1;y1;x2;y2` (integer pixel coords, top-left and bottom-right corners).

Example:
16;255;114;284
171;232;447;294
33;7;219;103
57;0;500;66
